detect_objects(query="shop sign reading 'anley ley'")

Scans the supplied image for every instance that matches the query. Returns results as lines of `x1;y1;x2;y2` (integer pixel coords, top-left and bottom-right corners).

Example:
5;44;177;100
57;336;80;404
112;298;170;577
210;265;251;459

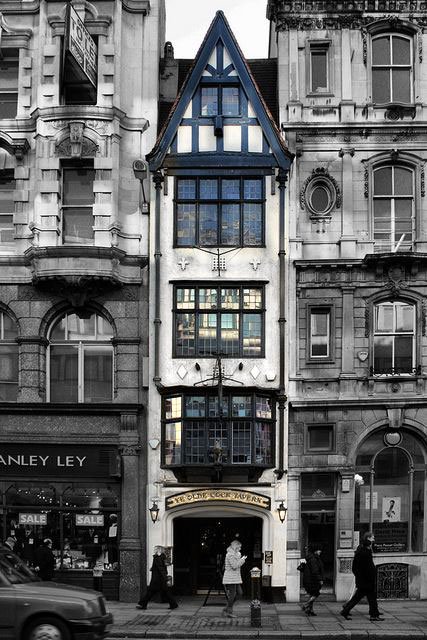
0;444;117;477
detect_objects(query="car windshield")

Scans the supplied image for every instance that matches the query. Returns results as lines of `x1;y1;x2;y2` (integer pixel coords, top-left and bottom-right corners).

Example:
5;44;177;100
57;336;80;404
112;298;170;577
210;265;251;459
0;549;40;584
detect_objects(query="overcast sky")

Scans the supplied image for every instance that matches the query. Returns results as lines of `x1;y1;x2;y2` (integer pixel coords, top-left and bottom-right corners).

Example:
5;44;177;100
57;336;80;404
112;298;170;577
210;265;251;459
165;0;270;59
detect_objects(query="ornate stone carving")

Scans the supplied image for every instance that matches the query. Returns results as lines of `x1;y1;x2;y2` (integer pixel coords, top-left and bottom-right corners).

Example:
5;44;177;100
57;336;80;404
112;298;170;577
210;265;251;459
119;444;141;456
364;166;369;198
384;105;416;120
56;137;98;157
421;166;425;197
384;264;408;298
300;167;341;224
362;29;367;65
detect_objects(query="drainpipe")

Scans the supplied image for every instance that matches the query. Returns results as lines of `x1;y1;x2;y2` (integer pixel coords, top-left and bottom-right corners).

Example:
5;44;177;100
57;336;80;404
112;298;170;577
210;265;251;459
153;170;164;386
275;168;288;480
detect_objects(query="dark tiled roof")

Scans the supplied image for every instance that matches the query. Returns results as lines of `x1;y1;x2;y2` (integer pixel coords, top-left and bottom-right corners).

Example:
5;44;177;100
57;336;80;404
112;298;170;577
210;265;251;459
157;57;278;134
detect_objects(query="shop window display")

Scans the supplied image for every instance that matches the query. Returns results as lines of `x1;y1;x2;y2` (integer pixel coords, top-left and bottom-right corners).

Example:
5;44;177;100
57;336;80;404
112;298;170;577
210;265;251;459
1;483;120;573
354;429;425;553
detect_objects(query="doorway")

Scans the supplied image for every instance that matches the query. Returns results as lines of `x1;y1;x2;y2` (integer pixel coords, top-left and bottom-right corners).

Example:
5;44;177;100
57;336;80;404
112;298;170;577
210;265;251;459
301;511;335;590
173;516;262;596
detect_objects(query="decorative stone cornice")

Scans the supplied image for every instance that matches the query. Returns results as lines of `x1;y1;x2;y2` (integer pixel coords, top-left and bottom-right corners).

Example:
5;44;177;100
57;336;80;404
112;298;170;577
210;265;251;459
122;0;150;14
267;0;427;30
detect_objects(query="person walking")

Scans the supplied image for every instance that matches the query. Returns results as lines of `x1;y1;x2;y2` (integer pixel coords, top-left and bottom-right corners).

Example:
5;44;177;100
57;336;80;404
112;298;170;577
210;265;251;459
136;546;178;610
301;544;324;616
35;538;56;581
222;539;247;618
340;531;383;622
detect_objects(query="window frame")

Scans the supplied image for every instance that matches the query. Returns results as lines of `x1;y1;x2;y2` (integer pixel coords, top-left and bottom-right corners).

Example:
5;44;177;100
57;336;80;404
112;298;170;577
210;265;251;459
371;32;413;105
47;311;114;403
173;283;265;358
161;391;275;468
200;85;241;117
0;49;19;119
174;176;265;248
306;40;333;97
307;305;334;362
0;310;18;401
61;162;95;246
305;424;335;453
371;299;416;376
0;169;15;244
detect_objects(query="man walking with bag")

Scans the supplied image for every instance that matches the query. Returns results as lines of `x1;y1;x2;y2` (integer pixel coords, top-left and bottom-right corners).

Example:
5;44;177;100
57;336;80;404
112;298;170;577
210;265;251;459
340;532;383;622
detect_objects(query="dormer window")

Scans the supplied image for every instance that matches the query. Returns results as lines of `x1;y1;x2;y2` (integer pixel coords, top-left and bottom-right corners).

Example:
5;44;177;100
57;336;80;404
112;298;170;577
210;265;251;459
372;34;412;103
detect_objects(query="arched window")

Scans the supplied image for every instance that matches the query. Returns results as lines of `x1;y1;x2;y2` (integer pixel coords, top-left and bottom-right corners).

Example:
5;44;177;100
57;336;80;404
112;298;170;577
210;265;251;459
372;34;412;104
354;429;425;553
373;165;414;253
48;311;114;403
0;311;18;400
372;300;415;375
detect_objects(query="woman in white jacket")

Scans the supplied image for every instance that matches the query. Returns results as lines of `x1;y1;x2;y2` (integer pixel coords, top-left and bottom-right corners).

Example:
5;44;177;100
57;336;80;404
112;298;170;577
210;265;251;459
222;539;247;617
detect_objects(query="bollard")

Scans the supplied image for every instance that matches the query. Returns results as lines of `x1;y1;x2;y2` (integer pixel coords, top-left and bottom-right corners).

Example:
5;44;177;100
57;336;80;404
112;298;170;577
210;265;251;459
250;566;262;628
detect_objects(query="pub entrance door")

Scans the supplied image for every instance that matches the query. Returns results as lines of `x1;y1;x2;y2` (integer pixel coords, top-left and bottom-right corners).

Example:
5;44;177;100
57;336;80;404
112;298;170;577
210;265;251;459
173;516;262;596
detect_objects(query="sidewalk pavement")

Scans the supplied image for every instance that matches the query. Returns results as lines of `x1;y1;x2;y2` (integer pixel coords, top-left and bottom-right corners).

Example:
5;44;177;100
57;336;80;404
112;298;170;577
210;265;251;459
105;595;427;638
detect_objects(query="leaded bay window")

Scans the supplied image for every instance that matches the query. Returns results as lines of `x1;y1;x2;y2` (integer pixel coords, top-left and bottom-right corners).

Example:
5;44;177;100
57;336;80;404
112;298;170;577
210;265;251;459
174;284;264;357
175;177;264;247
163;392;274;467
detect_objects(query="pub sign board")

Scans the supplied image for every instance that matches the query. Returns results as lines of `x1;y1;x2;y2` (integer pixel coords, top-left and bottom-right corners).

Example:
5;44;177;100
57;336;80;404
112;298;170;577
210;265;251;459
0;444;118;477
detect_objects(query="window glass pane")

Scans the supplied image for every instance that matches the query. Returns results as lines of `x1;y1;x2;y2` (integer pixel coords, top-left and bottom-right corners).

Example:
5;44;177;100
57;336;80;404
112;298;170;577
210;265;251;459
243;203;262;245
256;397;272;419
0;344;18;400
243;288;262;309
221;288;239;309
301;473;336;497
395;303;414;332
96;315;114;339
231;396;252;417
222;87;239;115
63;169;95;205
310;185;330;212
50;345;78;402
0;215;14;242
308;426;333;450
232;421;251;463
177;179;196;199
67;314;96;340
165;422;181;464
201;87;218;116
200;179;218;199
412;470;424;552
220;314;239;355
392;68;411;103
0;94;18;119
185;396;206;417
394;336;413;372
176;288;195;309
243;313;261;356
198;313;217;355
392;36;411;64
50;316;66;340
208;422;229;463
376;304;393;332
176;203;196;245
165;396;182;419
199;288;217;309
63;208;94;244
311;50;327;91
394;167;413;195
208;396;229;418
221;204;240;245
199;204;218;245
222;180;240;199
244;179;262;200
0;170;15;213
84;348;112;402
175;313;195;356
184;422;205;463
372;36;390;65
374;167;392;195
255;423;272;464
3;313;17;338
311;311;328;336
373;335;393;372
372;68;390;102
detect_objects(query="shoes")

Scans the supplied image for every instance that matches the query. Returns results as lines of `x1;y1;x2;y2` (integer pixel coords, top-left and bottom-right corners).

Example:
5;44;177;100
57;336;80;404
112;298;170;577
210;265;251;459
307;611;317;616
370;616;384;621
136;604;147;610
340;610;352;620
169;603;178;610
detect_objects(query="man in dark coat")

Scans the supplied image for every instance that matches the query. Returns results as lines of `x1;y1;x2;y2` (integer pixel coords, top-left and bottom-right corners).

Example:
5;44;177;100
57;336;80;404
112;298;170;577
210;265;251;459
136;546;178;610
340;532;383;621
301;544;324;616
35;538;56;581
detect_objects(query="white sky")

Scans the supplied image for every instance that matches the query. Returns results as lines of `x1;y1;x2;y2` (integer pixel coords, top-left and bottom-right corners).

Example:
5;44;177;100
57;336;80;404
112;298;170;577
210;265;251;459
165;0;270;59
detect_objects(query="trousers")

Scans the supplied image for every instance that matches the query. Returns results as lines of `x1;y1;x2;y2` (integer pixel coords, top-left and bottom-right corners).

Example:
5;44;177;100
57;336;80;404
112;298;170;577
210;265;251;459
342;586;380;617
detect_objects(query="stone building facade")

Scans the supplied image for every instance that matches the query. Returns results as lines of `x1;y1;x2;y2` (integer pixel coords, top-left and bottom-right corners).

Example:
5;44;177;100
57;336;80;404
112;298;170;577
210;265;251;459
268;0;427;601
0;0;164;601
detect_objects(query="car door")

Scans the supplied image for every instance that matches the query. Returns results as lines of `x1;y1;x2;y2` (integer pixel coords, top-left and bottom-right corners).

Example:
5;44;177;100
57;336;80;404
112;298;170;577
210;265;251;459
0;581;16;640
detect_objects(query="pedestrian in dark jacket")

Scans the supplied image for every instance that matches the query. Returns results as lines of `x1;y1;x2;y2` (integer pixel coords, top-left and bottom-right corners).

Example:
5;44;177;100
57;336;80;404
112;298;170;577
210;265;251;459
340;532;383;621
301;544;324;616
35;538;55;581
136;546;178;610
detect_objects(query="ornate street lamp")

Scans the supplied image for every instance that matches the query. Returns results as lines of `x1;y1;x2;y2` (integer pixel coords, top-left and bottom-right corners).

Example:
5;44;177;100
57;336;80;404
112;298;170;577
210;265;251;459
277;502;287;523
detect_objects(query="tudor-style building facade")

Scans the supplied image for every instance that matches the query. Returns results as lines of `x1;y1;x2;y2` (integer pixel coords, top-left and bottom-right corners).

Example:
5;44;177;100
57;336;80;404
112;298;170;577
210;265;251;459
145;12;293;597
268;0;427;601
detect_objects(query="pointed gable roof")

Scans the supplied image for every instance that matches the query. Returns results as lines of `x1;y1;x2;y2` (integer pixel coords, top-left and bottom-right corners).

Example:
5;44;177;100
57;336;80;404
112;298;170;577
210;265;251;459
147;11;292;172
